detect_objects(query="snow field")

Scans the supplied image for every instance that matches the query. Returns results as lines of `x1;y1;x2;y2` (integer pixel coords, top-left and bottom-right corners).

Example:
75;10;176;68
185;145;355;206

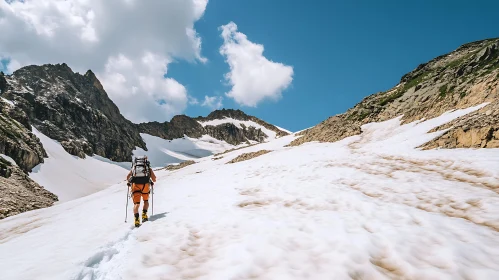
27;128;243;202
1;104;499;279
29;127;128;202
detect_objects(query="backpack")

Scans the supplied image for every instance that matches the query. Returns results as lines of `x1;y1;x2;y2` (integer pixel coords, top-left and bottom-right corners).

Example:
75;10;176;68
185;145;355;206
130;156;151;184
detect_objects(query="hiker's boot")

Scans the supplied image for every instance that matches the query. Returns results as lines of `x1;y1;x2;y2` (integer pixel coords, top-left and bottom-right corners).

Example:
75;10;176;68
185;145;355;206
142;209;148;222
134;213;140;227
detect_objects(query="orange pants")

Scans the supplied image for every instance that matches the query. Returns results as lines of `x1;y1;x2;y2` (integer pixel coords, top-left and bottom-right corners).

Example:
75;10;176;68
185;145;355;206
131;183;150;204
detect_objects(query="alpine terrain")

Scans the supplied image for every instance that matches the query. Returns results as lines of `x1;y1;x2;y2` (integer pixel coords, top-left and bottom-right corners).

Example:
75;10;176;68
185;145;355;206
0;64;289;216
1;38;499;280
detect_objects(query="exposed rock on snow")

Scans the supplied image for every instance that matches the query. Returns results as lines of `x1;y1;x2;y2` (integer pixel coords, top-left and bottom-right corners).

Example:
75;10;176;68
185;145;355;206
163;160;196;171
227;150;272;164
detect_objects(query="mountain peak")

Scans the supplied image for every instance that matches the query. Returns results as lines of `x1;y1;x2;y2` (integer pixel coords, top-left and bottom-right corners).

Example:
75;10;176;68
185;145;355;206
84;69;106;94
205;108;250;121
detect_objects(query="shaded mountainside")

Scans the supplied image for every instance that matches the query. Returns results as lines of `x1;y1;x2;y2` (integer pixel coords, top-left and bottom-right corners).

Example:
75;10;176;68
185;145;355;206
138;109;290;145
1;64;147;167
290;38;499;148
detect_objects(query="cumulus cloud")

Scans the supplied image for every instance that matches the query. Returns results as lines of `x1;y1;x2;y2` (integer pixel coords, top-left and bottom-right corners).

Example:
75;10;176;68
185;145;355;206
0;0;208;122
219;21;294;107
188;96;200;105
201;95;223;110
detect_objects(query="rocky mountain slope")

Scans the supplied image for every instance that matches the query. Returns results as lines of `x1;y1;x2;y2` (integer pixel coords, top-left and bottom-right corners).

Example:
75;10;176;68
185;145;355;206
290;38;499;148
1;64;147;165
0;96;58;218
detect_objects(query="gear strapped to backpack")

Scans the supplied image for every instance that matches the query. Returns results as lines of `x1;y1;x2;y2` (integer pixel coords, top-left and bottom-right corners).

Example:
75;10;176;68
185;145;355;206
130;156;151;184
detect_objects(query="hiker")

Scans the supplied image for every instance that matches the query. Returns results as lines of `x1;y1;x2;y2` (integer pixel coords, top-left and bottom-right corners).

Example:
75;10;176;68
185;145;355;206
127;155;157;227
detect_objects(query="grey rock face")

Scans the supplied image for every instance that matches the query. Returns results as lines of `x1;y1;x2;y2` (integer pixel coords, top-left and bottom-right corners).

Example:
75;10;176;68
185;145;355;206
0;100;46;172
2;63;147;163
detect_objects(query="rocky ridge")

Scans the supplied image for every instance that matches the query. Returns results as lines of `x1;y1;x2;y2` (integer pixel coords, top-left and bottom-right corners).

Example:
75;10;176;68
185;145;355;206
139;109;289;145
290;38;499;148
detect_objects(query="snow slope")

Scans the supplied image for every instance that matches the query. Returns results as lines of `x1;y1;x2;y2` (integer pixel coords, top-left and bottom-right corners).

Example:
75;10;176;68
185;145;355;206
133;133;246;168
3;104;499;279
27;129;242;202
29;127;128;202
198;117;284;140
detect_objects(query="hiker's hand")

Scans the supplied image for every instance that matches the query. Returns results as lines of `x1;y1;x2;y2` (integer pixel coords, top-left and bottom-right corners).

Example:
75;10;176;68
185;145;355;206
127;182;131;187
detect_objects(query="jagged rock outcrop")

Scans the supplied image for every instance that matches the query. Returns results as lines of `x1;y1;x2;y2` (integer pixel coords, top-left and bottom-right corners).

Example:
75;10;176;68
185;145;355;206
139;109;289;145
290;38;499;148
1;63;147;163
0;99;46;172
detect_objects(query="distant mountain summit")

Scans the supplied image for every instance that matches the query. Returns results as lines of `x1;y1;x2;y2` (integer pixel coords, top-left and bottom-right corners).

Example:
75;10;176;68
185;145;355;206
139;108;289;145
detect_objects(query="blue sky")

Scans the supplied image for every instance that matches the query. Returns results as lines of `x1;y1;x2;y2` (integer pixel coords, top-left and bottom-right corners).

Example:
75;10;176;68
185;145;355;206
1;0;498;132
170;0;499;131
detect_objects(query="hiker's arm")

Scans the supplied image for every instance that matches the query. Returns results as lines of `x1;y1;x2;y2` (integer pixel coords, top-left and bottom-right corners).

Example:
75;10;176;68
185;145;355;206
126;170;132;181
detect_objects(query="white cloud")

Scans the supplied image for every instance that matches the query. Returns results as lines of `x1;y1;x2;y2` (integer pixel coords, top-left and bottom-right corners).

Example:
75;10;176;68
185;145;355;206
201;95;223;110
188;96;199;105
219;21;294;107
0;0;208;122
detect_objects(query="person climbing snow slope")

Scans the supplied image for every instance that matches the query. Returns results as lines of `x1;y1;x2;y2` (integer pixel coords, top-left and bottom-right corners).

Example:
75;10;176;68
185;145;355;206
126;156;157;227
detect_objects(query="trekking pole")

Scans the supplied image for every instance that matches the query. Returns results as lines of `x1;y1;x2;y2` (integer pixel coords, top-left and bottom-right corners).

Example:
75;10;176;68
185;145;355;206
151;182;154;216
125;183;130;223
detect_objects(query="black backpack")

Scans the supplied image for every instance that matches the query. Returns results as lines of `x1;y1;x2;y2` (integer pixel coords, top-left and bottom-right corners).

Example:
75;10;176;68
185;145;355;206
130;156;151;184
